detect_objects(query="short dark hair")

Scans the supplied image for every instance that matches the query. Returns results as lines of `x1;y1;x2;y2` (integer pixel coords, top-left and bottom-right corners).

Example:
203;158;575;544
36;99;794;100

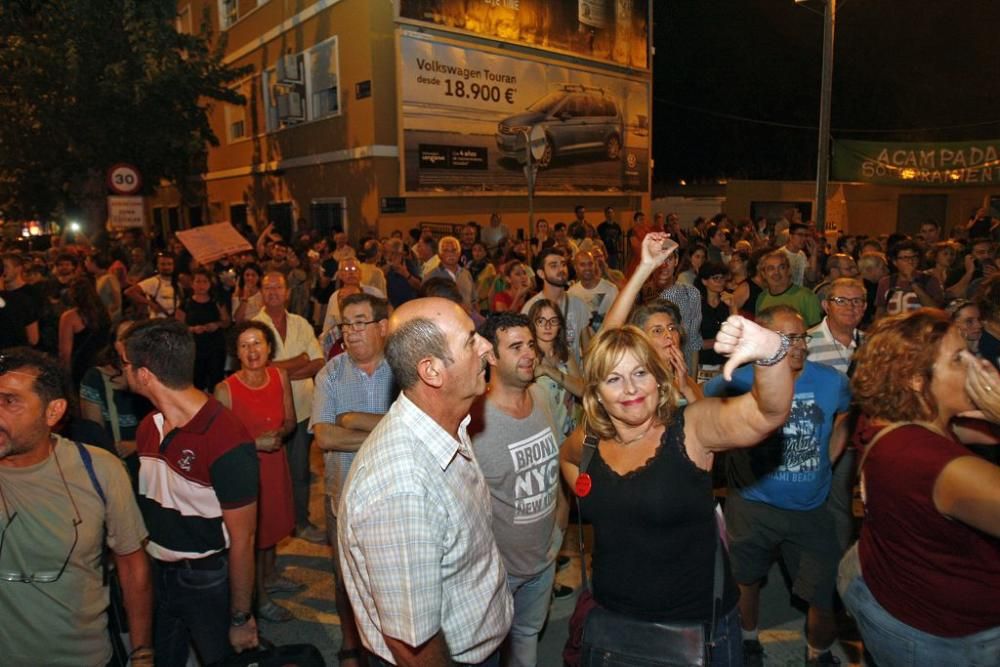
123;319;195;389
889;239;921;260
88;251;112;270
56;252;79;266
789;222;808;235
340;292;389;322
0;347;67;405
534;247;565;272
420;277;463;305
478;312;531;356
574;205;585;215
227;320;277;361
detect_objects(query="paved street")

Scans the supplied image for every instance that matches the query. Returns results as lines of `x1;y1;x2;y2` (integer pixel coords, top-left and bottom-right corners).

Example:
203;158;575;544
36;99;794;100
258;452;858;666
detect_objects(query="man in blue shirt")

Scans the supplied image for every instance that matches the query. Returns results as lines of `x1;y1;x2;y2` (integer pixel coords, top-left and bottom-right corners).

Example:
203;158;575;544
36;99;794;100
705;305;850;667
310;293;396;666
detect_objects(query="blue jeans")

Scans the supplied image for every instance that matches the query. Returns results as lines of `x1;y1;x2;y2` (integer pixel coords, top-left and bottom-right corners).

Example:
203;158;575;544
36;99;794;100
288;419;312;527
152;557;232;666
839;545;1000;667
505;562;556;667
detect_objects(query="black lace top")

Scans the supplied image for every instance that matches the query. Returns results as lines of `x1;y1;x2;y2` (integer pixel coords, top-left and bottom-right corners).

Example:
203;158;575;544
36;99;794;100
579;407;738;622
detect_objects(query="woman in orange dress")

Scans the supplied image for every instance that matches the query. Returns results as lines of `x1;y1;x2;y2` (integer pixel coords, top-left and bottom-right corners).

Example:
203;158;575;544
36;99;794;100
216;320;298;622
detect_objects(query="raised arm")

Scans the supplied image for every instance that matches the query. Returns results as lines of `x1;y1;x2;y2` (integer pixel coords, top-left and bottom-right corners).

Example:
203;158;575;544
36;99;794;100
604;232;677;330
685;316;793;453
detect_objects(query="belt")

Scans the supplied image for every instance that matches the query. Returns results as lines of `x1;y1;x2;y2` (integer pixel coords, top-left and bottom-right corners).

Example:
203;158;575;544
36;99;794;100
158;551;227;570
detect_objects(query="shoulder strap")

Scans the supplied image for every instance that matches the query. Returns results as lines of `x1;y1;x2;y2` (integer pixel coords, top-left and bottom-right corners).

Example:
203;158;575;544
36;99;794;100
74;441;106;505
858;421;931;511
575;434;600;591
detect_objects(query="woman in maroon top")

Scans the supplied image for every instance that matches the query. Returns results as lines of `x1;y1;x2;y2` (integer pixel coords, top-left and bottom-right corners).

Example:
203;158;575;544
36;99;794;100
841;309;1000;666
216;321;298;623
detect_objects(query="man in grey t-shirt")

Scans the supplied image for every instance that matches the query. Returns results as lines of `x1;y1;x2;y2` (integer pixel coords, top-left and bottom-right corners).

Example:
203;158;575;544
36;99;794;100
470;312;565;667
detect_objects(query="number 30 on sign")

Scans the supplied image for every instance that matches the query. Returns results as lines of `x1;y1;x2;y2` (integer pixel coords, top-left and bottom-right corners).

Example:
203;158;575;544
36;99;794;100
107;163;142;195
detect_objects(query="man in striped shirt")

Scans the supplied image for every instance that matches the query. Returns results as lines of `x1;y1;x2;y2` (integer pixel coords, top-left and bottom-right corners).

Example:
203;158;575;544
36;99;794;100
807;277;866;557
806;278;866;377
123;319;260;665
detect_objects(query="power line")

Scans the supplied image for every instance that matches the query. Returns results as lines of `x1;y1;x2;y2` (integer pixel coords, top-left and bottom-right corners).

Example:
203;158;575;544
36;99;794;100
658;98;1000;135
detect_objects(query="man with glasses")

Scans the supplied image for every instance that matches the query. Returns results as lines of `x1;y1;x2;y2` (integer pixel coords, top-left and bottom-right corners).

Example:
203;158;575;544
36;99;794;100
254;272;326;543
705;306;851;667
781;222;818;286
876;240;943;319
808;278;868;560
812;253;859;302
0;347;151;666
309;293;396;666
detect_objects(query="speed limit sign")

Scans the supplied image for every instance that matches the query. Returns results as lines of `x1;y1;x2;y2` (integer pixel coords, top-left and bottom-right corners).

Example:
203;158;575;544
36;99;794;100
107;163;142;195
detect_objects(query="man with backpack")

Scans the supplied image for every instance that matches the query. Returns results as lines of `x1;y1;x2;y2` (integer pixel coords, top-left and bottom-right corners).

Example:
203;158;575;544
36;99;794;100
0;347;152;666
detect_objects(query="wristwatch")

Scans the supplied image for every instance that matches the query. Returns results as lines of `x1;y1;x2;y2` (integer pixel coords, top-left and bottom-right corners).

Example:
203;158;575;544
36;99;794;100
230;611;253;627
754;332;790;367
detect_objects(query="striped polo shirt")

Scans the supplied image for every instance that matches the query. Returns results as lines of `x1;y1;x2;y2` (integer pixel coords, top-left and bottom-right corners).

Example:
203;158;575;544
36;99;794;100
807;317;863;376
136;397;258;561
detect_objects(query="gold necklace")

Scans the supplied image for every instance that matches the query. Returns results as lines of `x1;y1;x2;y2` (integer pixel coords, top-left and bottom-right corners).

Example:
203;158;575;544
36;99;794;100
614;421;656;446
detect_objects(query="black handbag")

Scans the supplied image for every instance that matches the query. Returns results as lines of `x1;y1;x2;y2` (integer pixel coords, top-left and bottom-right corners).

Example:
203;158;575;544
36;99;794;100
576;435;725;667
210;639;325;667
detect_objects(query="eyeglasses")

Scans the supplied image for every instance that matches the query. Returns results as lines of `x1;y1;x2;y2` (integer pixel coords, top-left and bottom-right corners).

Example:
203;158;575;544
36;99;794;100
339;320;379;332
827;296;866;308
784;333;813;345
534;317;561;329
0;445;82;584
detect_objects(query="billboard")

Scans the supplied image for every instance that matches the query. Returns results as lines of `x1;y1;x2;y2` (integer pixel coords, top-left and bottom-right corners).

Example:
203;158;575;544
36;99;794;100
833;139;1000;187
397;0;649;70
399;31;649;195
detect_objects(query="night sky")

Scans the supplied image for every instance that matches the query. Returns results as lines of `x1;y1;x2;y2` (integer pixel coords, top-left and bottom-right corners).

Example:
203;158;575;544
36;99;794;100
652;1;1000;188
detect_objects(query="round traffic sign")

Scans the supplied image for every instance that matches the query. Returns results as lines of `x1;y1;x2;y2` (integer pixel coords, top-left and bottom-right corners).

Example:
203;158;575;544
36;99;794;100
107;163;142;195
529;125;548;162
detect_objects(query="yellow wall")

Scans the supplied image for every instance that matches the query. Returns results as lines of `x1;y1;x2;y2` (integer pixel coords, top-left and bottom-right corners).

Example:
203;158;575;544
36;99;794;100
725;180;993;236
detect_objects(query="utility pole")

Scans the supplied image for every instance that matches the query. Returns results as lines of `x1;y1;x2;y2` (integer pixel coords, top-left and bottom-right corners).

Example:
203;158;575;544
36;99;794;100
814;0;836;230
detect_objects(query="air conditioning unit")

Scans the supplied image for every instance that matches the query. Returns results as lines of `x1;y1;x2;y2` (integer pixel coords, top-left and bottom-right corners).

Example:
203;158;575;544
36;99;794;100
277;54;302;84
276;92;304;121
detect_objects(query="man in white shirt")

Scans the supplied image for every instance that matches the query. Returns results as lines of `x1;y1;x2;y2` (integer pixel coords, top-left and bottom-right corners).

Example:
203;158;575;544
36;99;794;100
125;252;180;319
568;249;619;332
254;272;326;542
422;236;476;312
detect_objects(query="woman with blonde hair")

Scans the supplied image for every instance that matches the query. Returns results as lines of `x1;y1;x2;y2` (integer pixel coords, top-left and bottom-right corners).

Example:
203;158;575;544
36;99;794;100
562;315;794;665
838;309;1000;667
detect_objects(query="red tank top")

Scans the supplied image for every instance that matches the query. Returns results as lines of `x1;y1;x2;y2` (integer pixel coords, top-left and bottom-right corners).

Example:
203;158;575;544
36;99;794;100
222;367;285;439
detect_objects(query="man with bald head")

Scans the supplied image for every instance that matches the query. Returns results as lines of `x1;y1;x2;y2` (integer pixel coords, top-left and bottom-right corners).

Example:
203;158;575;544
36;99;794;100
338;297;513;666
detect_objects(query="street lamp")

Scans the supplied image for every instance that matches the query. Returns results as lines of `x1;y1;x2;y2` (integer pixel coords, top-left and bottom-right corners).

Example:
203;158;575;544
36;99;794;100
797;0;837;230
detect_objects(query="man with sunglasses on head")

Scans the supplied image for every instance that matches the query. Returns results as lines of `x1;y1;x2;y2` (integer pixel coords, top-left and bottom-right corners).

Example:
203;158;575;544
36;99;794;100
0;347;151;667
704;305;851;667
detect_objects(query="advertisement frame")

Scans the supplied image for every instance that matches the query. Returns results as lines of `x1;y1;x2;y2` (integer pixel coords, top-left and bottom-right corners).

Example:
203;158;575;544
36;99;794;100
394;28;652;198
394;2;651;74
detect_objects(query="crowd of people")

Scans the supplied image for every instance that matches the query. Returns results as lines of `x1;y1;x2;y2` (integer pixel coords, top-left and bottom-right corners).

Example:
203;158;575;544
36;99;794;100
0;202;997;667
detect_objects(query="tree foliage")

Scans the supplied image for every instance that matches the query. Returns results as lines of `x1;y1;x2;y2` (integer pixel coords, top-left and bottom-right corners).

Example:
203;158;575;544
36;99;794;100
0;0;249;221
